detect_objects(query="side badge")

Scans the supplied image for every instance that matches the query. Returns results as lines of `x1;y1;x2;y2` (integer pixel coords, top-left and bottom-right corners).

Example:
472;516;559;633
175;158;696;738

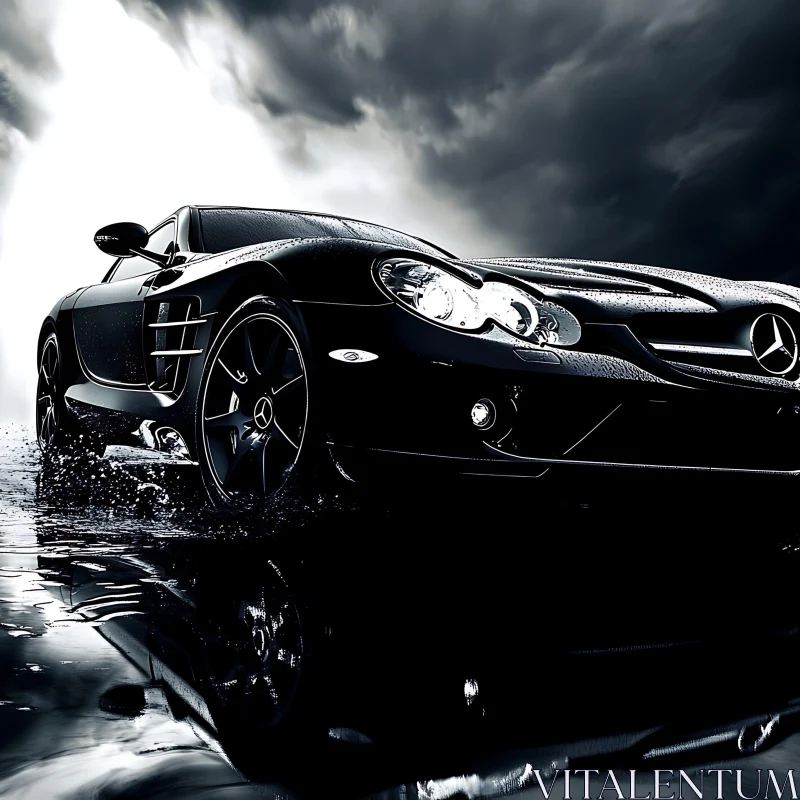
329;349;379;363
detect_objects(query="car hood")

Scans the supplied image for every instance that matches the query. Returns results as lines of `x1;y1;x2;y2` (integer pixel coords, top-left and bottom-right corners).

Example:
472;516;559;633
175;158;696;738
456;256;800;314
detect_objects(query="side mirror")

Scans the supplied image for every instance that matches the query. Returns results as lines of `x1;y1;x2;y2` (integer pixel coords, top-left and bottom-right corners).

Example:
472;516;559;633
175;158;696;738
94;222;148;258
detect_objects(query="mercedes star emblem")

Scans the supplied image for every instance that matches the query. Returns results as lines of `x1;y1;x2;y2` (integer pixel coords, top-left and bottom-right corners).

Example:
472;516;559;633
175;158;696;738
750;313;798;375
253;396;273;430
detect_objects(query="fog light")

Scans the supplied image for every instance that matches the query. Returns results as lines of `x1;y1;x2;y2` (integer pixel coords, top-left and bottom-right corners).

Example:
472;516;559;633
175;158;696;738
471;399;496;429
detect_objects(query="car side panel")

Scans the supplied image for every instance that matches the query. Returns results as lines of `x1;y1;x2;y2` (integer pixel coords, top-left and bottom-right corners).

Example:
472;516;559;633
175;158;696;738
72;275;156;386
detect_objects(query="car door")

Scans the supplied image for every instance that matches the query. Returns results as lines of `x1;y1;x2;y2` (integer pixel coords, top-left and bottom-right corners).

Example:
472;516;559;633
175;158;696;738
72;220;176;387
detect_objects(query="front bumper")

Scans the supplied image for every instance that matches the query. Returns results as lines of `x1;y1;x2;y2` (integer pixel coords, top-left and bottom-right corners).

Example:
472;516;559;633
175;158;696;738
299;303;800;480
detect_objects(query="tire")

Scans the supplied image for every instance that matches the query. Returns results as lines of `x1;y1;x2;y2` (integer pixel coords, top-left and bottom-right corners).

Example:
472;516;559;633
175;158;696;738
195;296;320;515
36;331;101;454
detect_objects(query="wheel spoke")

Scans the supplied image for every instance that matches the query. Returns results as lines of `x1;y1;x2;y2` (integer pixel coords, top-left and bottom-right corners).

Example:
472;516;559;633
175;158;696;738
217;359;247;392
273;374;303;396
261;433;294;493
46;344;56;382
39;365;54;391
43;406;54;443
271;419;299;451
222;435;253;491
231;320;260;380
205;409;250;433
249;436;269;495
263;331;289;390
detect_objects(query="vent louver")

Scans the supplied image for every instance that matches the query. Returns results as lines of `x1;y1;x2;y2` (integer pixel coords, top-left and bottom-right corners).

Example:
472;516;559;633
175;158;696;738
143;297;204;395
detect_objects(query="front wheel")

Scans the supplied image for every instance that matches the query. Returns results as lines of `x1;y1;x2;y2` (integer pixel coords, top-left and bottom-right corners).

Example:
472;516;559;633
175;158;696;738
196;297;318;515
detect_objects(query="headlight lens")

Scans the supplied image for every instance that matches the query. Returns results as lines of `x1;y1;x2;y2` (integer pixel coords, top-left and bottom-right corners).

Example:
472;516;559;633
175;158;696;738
377;258;580;345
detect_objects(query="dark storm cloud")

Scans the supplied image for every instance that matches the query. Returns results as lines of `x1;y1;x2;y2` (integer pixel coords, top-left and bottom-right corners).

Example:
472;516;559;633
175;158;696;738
0;0;57;202
121;0;800;279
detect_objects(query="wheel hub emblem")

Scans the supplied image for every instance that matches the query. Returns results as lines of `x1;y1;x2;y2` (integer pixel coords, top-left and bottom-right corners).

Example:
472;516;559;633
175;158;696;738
253;396;273;430
750;313;798;375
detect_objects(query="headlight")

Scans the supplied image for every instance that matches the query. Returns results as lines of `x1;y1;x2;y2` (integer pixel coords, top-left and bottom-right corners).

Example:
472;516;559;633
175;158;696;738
377;258;580;345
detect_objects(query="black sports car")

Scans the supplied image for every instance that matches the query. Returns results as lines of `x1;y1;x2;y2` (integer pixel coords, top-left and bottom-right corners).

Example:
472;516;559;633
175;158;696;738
37;204;800;512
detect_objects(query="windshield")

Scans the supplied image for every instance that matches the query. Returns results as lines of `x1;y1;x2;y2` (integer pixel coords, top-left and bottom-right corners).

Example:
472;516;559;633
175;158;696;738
197;208;453;259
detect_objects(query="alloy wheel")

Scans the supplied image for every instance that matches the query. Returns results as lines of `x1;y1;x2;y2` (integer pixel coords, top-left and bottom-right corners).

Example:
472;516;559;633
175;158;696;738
36;337;60;449
201;314;309;504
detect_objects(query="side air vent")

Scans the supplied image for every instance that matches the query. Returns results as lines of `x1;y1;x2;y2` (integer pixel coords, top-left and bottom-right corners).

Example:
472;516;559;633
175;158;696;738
143;297;205;395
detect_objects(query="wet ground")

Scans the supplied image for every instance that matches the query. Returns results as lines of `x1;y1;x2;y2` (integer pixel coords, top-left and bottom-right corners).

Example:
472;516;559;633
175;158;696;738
0;426;261;798
2;424;800;798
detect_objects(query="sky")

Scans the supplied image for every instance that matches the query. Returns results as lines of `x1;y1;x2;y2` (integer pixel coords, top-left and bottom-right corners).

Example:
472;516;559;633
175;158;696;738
0;0;505;421
1;0;799;421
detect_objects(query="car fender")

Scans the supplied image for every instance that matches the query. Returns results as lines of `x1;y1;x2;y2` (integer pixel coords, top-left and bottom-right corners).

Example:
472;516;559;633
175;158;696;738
150;237;424;307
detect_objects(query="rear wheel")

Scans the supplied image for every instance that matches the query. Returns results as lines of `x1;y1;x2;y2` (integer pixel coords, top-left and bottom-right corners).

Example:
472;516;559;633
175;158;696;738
36;333;62;450
196;297;317;514
36;331;104;456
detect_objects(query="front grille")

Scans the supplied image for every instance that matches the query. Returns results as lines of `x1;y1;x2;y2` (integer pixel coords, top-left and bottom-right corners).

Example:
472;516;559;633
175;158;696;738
631;306;800;379
143;297;204;395
644;341;763;375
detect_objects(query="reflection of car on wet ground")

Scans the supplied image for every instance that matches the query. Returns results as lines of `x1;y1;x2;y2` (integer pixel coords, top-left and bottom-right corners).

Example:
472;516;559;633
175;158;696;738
36;204;800;514
34;503;800;791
